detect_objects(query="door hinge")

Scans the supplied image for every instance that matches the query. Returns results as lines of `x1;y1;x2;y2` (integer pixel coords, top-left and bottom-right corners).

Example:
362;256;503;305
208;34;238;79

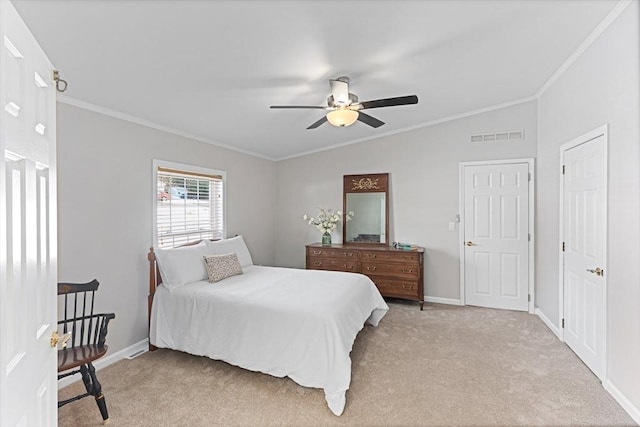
528;233;531;242
562;318;565;328
562;242;565;252
562;165;565;175
528;294;531;302
528;172;531;181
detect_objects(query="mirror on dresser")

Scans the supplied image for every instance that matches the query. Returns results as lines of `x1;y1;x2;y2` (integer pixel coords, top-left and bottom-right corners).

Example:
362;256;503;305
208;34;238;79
343;173;389;245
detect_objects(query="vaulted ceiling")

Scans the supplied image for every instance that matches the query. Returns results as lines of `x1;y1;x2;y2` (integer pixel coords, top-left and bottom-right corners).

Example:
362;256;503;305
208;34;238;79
13;0;618;160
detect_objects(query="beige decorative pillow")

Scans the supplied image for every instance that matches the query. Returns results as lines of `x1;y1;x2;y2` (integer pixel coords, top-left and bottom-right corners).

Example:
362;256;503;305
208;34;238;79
203;253;243;283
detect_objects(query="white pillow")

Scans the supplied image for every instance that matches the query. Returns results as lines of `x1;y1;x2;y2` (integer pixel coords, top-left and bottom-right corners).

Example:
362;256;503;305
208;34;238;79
205;235;253;268
155;241;208;289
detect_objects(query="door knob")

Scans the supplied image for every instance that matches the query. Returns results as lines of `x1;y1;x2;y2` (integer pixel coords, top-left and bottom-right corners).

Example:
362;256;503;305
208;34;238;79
586;267;604;276
466;241;474;247
50;331;71;349
50;331;59;348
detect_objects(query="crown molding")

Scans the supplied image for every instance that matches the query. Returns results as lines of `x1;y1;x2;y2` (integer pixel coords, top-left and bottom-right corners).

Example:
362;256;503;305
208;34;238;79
56;95;276;161
536;0;633;98
276;96;537;161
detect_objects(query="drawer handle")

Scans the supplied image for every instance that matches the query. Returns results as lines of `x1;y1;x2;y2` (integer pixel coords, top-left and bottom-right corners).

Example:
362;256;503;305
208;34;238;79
366;266;377;271
344;265;354;270
313;261;322;266
368;254;377;258
344;253;354;257
402;269;414;274
313;250;322;255
402;284;414;290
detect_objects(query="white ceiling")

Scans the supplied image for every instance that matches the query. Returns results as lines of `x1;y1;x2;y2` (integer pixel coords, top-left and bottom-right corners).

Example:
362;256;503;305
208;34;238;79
13;0;618;160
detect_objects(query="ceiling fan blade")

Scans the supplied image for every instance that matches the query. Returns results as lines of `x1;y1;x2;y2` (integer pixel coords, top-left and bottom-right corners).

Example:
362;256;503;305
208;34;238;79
270;105;326;109
306;116;328;129
330;79;350;105
359;95;419;110
357;112;385;128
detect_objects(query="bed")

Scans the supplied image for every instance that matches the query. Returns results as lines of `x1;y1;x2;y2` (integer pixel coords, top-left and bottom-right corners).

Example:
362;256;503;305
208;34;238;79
147;236;388;416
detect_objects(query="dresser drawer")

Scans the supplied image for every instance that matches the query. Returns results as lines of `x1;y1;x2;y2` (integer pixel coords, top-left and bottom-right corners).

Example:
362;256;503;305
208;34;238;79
370;277;421;298
307;258;359;272
306;243;425;310
360;251;420;263
307;248;358;259
361;262;419;279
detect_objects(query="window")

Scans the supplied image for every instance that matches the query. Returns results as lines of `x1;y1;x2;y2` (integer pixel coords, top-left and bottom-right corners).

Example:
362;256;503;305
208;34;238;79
153;160;226;248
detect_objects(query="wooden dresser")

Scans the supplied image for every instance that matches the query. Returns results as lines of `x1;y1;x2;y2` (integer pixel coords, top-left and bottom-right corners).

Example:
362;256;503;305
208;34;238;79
306;243;425;310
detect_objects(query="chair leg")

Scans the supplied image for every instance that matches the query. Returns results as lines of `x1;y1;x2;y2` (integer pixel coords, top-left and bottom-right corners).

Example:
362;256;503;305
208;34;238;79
87;362;110;424
79;364;93;394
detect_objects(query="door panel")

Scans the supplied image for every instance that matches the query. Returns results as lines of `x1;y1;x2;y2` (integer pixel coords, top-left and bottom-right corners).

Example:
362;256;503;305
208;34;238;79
0;2;57;425
473;251;491;294
584;281;597;351
562;132;606;380
500;195;519;239
474;196;491;237
500;253;519;297
463;162;529;311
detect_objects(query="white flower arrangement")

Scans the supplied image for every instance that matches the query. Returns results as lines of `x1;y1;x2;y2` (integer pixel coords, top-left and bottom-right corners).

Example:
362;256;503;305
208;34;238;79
302;208;354;234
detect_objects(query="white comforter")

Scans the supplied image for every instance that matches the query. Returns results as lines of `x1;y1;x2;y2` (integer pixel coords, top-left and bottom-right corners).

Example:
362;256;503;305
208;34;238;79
150;265;388;415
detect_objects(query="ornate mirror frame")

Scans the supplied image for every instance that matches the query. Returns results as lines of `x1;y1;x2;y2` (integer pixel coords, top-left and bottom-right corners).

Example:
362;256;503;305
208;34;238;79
342;173;389;246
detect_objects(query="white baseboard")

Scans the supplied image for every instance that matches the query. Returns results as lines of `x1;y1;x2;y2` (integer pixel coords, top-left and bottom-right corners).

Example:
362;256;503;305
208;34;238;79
604;379;640;425
58;338;149;389
535;309;640;425
424;296;462;306
535;308;561;339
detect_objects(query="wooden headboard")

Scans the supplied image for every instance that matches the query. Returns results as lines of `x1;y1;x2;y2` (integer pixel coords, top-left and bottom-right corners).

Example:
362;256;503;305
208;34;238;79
147;247;160;351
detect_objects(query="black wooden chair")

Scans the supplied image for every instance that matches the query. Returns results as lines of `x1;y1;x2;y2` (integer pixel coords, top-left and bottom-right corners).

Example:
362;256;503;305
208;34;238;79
57;279;115;425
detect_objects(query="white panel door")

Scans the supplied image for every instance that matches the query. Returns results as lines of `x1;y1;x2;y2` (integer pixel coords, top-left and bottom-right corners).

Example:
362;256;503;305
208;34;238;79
562;133;606;380
0;1;58;426
463;162;529;311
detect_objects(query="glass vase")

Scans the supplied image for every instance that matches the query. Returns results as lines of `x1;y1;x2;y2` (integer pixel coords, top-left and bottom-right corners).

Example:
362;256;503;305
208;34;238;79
322;232;332;245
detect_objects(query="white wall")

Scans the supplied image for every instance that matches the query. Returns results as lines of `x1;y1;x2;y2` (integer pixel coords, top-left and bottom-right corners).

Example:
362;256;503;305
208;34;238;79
536;1;640;417
275;101;537;302
56;103;277;355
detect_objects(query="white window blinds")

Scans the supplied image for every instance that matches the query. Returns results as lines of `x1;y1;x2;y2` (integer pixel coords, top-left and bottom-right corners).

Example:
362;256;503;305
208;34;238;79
156;166;224;248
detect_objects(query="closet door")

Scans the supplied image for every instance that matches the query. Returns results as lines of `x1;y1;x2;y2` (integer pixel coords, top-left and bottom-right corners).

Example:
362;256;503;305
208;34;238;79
462;160;531;311
561;128;607;381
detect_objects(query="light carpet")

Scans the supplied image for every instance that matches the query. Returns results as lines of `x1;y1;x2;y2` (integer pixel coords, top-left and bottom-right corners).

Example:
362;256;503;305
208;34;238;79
59;301;636;426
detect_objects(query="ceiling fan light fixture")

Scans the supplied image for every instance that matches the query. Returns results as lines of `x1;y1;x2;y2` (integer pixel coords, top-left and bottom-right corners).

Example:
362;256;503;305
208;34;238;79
326;108;358;127
271;76;417;129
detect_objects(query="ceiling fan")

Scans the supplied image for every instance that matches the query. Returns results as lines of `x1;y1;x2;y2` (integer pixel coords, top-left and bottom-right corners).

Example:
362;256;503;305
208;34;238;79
270;77;419;130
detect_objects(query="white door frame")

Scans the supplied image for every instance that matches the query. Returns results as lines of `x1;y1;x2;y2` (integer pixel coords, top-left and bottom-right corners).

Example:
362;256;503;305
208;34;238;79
558;125;608;371
459;158;536;313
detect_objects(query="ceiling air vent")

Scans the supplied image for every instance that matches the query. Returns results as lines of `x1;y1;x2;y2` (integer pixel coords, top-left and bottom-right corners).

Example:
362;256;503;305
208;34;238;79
470;129;524;143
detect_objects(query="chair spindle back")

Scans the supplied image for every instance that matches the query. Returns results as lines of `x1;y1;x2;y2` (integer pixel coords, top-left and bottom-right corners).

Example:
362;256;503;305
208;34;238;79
58;279;105;348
